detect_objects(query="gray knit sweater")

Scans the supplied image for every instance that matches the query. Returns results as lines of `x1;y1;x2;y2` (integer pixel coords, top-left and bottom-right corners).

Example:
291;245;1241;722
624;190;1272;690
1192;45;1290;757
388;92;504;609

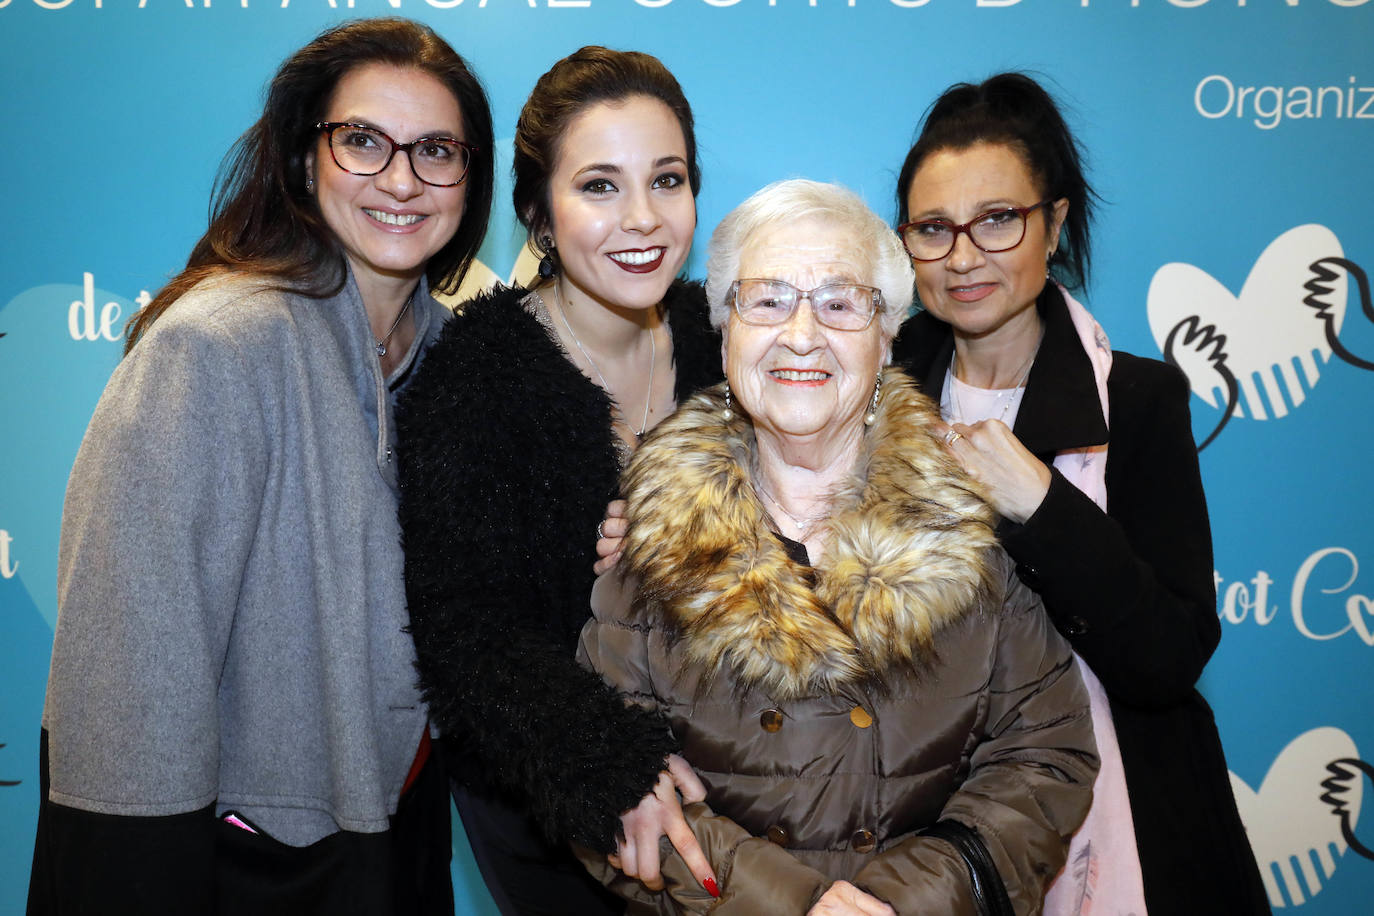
43;268;445;846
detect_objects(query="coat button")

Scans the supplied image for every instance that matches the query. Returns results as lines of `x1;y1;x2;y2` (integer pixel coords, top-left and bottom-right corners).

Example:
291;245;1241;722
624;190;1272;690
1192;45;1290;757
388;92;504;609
851;829;876;853
1016;563;1041;589
767;824;790;846
1062;616;1089;638
760;708;784;733
849;706;873;729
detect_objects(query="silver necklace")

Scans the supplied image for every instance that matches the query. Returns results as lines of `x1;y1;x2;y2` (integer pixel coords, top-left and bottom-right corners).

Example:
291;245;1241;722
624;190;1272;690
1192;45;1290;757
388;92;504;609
375;297;413;357
947;329;1042;425
753;475;830;539
551;282;657;440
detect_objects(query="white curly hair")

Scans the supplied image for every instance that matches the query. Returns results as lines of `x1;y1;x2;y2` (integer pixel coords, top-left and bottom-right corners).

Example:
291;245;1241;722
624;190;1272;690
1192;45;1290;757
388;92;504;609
704;178;913;340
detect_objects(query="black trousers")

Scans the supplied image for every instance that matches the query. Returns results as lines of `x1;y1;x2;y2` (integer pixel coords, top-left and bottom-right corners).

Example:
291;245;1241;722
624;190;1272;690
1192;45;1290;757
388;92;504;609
453;782;624;916
28;728;454;916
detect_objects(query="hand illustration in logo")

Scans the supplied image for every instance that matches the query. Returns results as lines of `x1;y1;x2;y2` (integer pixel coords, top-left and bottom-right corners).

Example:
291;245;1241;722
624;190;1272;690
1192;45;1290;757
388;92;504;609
1148;225;1373;449
1230;726;1363;907
1304;257;1374;371
1322;756;1374;862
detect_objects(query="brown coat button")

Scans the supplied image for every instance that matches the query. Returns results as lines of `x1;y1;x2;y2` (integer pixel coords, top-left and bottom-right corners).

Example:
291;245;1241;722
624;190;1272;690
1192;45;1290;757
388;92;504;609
851;829;876;853
767;824;790;846
849;706;873;728
760;708;784;732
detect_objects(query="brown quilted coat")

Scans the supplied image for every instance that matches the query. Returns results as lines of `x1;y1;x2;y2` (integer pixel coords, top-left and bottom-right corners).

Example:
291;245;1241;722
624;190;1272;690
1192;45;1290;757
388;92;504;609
577;371;1099;915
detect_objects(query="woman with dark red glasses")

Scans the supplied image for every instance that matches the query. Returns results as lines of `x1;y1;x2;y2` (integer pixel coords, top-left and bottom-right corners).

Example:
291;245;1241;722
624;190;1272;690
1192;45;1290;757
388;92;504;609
892;72;1269;915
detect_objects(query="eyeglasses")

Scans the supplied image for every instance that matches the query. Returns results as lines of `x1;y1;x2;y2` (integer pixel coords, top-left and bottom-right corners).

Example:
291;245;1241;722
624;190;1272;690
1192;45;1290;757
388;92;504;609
316;122;478;188
728;279;882;331
897;201;1052;262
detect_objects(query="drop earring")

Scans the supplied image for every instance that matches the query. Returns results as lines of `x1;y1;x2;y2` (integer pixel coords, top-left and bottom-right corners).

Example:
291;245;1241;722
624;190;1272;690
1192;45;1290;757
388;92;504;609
722;382;734;423
305;177;315;193
538;236;556;280
864;374;881;426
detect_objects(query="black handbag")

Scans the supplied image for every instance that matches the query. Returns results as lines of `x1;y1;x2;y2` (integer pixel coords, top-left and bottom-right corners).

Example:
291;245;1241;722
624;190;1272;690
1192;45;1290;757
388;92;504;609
919;820;1014;916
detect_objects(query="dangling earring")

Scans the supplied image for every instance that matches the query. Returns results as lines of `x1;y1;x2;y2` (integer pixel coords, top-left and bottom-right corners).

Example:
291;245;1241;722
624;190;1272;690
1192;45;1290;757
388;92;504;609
722;382;734;423
864;374;881;426
1046;250;1055;280
538;236;556;280
305;177;315;193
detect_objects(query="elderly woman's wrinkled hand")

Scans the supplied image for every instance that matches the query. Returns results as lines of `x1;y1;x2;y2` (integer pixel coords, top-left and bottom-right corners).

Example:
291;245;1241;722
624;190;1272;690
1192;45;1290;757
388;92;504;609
940;418;1051;524
807;880;897;916
593;500;629;575
609;756;716;895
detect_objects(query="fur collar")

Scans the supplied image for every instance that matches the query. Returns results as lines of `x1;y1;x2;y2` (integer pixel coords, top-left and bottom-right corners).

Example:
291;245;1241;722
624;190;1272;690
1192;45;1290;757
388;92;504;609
620;369;1001;699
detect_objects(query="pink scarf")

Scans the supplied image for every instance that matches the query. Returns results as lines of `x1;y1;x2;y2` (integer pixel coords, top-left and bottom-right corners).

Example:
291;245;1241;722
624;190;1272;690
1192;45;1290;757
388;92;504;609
1042;285;1148;916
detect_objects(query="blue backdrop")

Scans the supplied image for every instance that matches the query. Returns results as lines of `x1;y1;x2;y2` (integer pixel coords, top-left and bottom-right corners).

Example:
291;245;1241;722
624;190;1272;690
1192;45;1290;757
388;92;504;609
2;0;1372;911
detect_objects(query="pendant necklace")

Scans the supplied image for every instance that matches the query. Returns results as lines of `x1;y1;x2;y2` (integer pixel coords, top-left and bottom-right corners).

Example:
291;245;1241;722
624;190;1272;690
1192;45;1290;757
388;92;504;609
947;328;1043;425
753;475;830;539
375;297;413;358
551;282;656;440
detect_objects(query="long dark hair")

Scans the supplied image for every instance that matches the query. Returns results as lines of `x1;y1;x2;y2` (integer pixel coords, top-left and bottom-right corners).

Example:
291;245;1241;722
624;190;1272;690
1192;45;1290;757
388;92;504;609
896;72;1096;291
512;46;700;268
125;17;494;352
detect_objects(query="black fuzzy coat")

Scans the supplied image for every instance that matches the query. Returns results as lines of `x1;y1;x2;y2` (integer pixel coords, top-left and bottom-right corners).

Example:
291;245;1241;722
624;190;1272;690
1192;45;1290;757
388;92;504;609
893;284;1270;915
395;281;722;854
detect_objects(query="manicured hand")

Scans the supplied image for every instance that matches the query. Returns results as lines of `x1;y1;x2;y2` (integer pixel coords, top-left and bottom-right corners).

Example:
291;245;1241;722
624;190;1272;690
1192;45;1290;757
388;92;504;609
610;759;717;896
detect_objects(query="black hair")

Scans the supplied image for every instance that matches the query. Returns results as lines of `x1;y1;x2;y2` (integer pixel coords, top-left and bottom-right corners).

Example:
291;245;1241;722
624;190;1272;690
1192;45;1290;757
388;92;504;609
896;72;1096;290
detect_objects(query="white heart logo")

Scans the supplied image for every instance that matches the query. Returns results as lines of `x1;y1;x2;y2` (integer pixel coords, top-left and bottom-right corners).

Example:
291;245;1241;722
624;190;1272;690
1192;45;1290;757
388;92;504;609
1230;726;1363;907
1147;225;1346;425
1348;594;1374;647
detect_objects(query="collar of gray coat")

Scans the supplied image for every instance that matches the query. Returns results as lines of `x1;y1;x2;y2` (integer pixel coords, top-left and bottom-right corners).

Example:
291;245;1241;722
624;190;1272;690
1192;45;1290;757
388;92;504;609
620;368;1002;700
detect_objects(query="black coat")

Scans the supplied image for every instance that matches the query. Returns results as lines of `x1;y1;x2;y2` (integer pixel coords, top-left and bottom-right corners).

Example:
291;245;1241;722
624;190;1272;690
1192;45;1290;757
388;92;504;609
892;285;1270;915
395;281;723;855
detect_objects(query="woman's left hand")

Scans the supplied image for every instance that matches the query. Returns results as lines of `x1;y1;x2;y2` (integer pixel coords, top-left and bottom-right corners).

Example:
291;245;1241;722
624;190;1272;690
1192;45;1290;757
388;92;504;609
940;419;1051;524
608;756;716;895
807;881;896;916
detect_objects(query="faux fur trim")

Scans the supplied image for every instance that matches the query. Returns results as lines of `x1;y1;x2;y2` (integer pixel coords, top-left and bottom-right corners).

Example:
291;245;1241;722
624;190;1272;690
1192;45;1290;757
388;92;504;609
620;369;1000;699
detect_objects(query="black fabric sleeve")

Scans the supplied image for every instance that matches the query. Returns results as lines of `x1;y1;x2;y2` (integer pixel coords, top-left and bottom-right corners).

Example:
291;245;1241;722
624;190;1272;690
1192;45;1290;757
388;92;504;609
28;728;216;915
998;357;1220;708
396;289;677;854
407;600;678;854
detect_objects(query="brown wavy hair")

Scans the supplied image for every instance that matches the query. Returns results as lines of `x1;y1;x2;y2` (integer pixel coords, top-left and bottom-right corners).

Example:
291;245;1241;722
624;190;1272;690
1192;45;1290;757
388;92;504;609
124;17;494;352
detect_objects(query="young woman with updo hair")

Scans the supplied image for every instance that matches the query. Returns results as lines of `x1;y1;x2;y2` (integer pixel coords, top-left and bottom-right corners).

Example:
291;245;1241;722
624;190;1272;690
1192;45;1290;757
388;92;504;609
395;47;723;914
892;72;1270;914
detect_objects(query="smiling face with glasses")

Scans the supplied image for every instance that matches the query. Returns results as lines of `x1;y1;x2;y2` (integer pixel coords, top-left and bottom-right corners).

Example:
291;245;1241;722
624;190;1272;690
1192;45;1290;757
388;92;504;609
901;142;1067;344
724;218;890;443
318;123;476;188
730;279;881;331
306;63;473;307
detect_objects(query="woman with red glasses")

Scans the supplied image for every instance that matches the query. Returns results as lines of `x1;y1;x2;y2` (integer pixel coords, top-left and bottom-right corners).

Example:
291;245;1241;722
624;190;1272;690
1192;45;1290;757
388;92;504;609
892;72;1269;915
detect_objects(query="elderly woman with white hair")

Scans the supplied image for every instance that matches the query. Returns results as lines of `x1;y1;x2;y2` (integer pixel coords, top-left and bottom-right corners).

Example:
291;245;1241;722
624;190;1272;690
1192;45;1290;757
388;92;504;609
577;179;1099;916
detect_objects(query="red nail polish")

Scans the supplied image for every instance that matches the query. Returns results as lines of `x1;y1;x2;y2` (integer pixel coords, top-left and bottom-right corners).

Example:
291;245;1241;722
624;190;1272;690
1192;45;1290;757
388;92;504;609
704;877;720;898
